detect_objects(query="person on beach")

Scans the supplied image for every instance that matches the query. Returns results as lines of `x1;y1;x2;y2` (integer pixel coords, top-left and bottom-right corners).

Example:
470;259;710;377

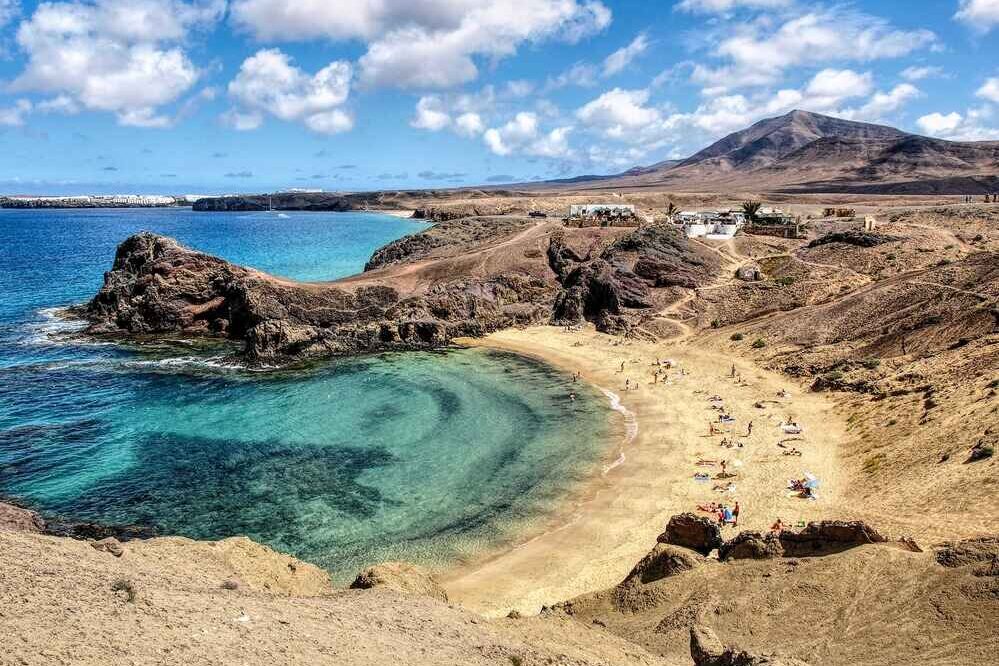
747;421;753;436
731;363;736;378
625;378;631;391
733;501;740;526
619;361;625;373
722;505;735;526
770;517;784;533
720;460;728;476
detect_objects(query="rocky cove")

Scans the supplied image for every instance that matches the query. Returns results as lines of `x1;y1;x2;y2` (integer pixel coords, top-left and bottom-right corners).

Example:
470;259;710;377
82;217;719;363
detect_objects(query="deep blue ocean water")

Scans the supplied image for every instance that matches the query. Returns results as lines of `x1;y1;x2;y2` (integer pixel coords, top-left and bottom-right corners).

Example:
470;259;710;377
0;208;608;579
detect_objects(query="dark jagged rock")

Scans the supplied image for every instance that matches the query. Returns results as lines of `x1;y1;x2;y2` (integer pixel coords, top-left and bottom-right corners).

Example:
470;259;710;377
549;225;713;332
657;513;724;556
719;531;784;561
777;520;886;557
807;230;901;248
691;625;811;666
43;520;157;542
934;537;999;571
84;232;554;363
365;216;528;271
194;192;353;212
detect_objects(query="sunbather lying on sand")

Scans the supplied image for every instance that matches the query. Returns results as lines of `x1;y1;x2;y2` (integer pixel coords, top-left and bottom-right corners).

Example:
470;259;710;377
697;502;721;513
782;448;803;456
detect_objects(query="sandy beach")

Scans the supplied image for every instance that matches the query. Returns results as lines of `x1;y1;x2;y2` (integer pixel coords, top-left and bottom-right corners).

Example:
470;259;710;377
373;209;417;218
444;325;850;616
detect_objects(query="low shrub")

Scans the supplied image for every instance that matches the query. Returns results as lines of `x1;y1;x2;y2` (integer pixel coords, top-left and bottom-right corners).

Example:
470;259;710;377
751;338;766;349
730;332;744;341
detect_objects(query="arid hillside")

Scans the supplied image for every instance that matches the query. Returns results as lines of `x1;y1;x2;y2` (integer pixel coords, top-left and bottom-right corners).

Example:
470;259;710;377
686;205;999;540
534;111;999;194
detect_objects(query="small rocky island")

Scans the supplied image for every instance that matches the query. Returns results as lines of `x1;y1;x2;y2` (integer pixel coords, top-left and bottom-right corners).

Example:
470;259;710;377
82;217;717;363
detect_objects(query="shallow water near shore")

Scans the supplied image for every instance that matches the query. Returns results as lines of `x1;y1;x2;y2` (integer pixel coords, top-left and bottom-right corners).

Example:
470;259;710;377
0;208;609;579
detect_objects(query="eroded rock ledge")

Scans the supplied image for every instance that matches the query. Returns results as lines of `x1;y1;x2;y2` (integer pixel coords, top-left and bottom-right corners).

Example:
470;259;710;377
82;221;717;363
83;232;553;363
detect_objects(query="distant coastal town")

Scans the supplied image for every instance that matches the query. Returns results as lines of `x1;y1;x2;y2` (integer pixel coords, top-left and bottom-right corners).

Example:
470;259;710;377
0;188;329;209
0;194;202;208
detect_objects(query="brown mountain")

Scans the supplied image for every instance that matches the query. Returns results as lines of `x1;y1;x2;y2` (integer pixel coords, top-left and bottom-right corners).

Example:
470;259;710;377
560;110;999;194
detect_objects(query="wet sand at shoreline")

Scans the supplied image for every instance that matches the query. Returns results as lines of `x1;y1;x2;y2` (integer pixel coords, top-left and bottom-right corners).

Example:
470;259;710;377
443;325;849;617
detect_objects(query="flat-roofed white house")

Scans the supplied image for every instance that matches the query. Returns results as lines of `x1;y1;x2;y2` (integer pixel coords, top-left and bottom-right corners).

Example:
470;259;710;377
677;209;746;239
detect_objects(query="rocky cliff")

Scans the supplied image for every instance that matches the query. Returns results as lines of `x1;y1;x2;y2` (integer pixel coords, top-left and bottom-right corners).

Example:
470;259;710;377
83;220;717;363
84;231;554;363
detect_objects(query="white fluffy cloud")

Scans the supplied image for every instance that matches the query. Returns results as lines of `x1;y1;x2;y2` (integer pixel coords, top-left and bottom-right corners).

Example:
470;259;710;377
692;9;937;93
410;96;452;131
0;99;32;126
804;69;874;104
603;33;648;77
955;0;999;32
226;49;353;134
917;106;999;140
575;88;665;141
454;112;485;137
901;66;944;81
231;0;611;89
10;0;222;127
0;0;19;27
977;77;999;103
483;112;572;157
675;0;791;13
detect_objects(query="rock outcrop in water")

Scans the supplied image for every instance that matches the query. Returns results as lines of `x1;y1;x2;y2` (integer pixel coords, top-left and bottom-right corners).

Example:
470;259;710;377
84;231;554;362
83;218;716;362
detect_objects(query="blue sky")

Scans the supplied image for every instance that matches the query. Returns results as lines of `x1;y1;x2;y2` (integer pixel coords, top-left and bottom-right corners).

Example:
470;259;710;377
0;0;997;194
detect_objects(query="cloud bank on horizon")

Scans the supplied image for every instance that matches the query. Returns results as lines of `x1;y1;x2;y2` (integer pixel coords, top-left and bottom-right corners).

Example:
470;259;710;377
0;0;997;191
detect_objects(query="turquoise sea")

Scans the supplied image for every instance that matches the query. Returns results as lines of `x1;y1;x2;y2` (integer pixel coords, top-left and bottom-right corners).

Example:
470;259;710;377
0;208;609;579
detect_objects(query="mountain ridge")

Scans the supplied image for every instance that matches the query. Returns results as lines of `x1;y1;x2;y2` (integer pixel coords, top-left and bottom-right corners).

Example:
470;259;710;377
544;110;999;194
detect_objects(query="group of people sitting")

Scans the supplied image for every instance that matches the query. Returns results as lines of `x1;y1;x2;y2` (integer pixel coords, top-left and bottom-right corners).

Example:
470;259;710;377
788;476;817;499
696;501;740;527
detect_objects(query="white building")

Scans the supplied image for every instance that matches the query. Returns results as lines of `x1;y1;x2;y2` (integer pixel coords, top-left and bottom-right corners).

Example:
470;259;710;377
677;210;746;239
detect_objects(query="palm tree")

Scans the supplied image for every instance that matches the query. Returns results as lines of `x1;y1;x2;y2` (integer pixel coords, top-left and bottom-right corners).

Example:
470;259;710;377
664;201;678;223
741;200;762;223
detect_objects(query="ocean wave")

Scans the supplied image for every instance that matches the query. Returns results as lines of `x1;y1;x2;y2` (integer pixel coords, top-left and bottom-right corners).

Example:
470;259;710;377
121;355;281;374
20;307;94;347
599;388;638;475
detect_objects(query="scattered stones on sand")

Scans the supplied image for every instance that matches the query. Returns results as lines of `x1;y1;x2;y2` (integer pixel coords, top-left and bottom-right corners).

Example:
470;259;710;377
350;561;449;603
690;625;812;666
